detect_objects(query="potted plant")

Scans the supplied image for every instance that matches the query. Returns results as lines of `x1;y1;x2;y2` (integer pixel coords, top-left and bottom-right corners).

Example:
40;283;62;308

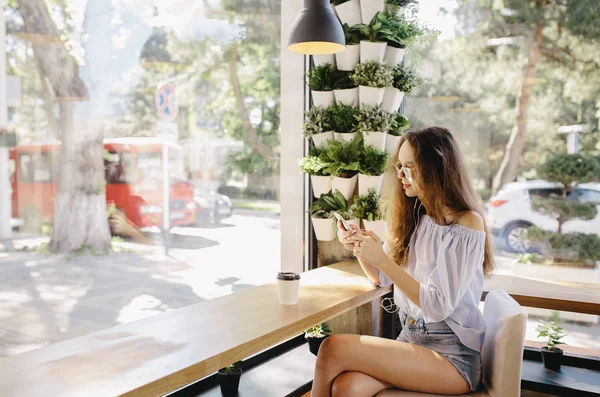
355;13;393;62
536;320;566;371
319;138;362;200
355;105;393;150
329;102;358;141
380;9;429;66
308;63;336;108
305;323;332;356
361;0;385;26
382;64;419;113
351;60;393;109
303;106;334;148
333;0;362;27
353;189;387;240
358;145;388;195
386;113;410;154
333;70;359;107
218;361;243;397
309;190;356;241
336;24;361;71
299;146;332;198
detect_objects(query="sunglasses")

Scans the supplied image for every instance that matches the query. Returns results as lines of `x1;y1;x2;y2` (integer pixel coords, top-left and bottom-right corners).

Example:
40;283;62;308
393;162;414;183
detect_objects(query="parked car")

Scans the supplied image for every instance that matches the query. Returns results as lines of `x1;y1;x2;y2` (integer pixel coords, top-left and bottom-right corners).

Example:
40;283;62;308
194;190;233;224
487;180;600;252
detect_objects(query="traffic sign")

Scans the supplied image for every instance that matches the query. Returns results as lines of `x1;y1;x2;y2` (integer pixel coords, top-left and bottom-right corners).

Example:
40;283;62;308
155;83;178;122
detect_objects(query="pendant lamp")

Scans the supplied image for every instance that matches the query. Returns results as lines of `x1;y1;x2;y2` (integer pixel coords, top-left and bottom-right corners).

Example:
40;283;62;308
288;0;345;55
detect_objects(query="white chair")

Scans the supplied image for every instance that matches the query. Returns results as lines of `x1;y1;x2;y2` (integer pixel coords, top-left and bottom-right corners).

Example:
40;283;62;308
376;290;527;397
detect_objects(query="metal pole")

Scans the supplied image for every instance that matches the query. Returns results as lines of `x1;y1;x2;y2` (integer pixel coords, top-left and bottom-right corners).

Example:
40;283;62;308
162;142;170;254
0;1;13;243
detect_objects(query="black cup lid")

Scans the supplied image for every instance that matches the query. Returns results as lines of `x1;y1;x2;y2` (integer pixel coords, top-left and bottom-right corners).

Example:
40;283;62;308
277;272;300;281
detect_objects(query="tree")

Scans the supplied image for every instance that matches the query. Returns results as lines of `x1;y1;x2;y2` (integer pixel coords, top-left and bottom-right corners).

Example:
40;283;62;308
16;0;111;253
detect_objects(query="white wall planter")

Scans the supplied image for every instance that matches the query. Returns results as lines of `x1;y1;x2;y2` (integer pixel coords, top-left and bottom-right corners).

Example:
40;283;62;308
311;175;332;198
335;0;362;27
332;173;358;201
385;134;402;155
311;130;334;148
336;44;360;71
312;90;335;108
334;87;359;107
382;87;405;113
360;0;384;25
358;173;383;196
362;131;387;150
384;46;405;67
313;54;335;67
334;132;357;142
359;86;385;109
347;218;361;231
360;41;387;63
363;219;387;241
312;217;336;241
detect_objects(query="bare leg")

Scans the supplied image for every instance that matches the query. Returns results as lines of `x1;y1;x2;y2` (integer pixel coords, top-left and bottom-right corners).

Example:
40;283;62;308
311;334;470;397
331;371;392;397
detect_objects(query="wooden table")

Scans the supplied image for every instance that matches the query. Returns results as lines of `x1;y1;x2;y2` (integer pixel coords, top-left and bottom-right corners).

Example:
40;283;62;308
0;261;390;397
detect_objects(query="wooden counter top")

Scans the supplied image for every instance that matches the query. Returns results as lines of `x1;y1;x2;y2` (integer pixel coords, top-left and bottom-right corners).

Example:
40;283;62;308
0;261;390;397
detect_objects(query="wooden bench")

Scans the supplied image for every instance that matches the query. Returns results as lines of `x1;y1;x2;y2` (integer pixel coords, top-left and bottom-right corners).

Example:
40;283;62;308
0;261;391;397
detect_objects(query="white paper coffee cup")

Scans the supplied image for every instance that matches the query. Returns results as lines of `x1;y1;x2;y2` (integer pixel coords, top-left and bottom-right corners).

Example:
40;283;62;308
277;272;301;305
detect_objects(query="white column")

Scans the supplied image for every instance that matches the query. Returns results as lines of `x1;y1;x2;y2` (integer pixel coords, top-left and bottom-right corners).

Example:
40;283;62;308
280;0;307;274
0;0;12;241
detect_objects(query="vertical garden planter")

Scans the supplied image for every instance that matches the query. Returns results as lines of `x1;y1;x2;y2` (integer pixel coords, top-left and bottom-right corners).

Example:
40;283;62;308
335;0;362;27
384;46;405;67
381;87;405;113
313;54;336;67
312;90;335;108
334;132;357;142
332;174;358;201
312;217;337;241
311;130;334;148
358;86;385;109
360;41;387;63
358;173;383;196
362;131;387;150
360;0;384;25
385;134;402;155
334;87;359;107
336;44;360;71
311;175;333;198
363;219;387;240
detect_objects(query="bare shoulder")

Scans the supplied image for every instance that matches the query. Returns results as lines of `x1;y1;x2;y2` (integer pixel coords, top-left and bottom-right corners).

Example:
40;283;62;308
456;211;484;232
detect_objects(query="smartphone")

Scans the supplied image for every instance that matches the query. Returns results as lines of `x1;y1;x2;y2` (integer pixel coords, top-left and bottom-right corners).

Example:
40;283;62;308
333;213;362;235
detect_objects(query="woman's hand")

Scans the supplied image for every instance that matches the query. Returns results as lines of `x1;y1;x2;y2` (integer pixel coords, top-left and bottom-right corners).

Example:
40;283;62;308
337;220;361;252
352;231;387;269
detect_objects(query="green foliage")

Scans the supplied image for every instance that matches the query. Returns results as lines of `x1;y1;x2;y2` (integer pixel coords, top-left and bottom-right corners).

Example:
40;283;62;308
531;197;597;224
329;103;357;133
309;190;354;219
360;145;389;176
536;321;566;352
380;9;432;48
333;70;358;90
298;153;330;176
517;252;540;264
393;65;420;94
525;227;600;265
332;0;350;5
353;189;386;221
41;225;53;237
355;105;394;133
342;23;362;45
319;138;363;177
388;113;410;136
351;61;393;88
355;13;395;41
307;63;336;91
225;361;243;374
303;106;333;137
537;154;600;188
305;323;331;338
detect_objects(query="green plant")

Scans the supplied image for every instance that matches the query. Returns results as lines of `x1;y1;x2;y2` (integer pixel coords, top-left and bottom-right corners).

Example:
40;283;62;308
299;147;331;176
355;105;394;133
393;65;420;94
355;12;394;41
360;145;389;176
353;189;385;221
517;252;540;264
309;190;354;219
388;113;410;136
525;227;600;265
319;138;363;176
537;154;600;188
305;323;331;338
224;361;243;374
307;63;335;91
351;61;393;88
536;320;566;351
332;0;349;5
329;103;357;133
303;106;333;137
385;0;416;6
333;70;358;90
342;23;361;45
380;9;431;48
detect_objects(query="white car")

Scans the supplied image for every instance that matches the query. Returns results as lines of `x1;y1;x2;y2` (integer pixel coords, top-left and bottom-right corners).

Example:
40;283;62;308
486;180;600;252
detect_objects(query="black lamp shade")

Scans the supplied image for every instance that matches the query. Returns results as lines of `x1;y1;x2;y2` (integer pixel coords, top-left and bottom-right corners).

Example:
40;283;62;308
288;0;345;55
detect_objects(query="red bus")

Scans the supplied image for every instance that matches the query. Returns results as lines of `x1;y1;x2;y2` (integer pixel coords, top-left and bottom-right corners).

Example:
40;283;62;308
10;137;196;230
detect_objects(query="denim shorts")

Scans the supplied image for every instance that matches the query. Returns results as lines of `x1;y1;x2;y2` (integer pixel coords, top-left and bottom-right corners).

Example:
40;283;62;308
396;312;482;391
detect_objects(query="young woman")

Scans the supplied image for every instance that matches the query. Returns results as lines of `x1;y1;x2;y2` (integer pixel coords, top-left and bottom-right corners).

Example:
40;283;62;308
311;127;495;397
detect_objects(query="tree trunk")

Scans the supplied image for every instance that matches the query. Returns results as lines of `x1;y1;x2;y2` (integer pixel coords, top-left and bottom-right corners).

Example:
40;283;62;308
17;0;111;253
492;23;543;195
